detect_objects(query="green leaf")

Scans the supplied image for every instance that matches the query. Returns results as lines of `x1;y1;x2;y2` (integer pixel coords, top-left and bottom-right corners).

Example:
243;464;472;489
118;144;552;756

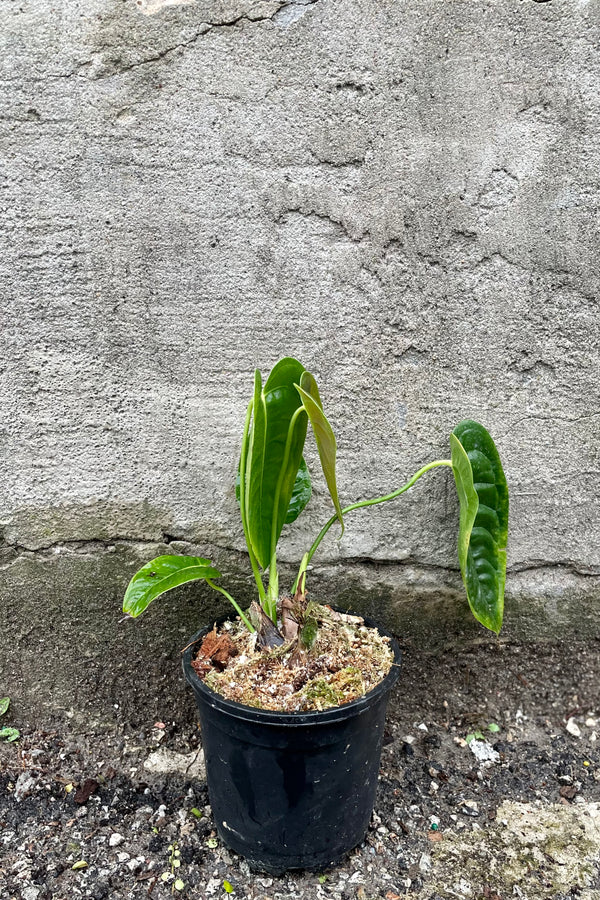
245;359;309;568
237;457;312;526
450;420;509;634
72;860;88;870
0;727;19;742
285;458;312;523
488;723;500;733
0;697;9;717
123;555;221;618
296;371;344;533
190;807;202;818
174;880;185;892
223;881;234;893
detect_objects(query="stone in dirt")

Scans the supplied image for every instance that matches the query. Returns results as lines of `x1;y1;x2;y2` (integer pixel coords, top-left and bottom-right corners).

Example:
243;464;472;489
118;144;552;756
14;772;39;802
469;740;501;765
143;747;206;779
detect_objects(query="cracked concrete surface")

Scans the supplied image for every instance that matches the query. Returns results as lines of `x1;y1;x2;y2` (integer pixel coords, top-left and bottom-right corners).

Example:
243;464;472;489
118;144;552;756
1;0;600;720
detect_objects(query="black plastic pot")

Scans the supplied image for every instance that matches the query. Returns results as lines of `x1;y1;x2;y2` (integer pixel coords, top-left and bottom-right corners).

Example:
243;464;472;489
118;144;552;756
182;612;401;874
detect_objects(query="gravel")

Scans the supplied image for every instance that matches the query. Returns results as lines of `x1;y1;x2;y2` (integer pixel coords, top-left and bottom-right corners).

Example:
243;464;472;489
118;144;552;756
1;639;599;899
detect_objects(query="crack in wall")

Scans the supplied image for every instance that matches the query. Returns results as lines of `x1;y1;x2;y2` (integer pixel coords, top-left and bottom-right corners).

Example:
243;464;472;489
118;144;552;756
43;0;323;82
276;206;366;244
1;538;598;580
82;24;213;79
0;534;179;559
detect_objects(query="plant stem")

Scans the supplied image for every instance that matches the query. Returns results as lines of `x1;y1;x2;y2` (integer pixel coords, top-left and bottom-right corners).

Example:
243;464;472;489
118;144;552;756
267;552;278;623
239;397;268;607
205;578;254;633
293;459;453;592
264;406;305;624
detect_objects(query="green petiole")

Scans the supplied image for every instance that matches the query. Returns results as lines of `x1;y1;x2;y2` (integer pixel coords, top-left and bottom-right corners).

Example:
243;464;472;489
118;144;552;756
292;459;453;593
239;396;268;608
205;578;254;633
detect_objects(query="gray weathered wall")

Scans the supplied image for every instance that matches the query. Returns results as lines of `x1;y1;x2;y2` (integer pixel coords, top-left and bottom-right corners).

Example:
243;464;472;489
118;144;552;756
2;0;599;725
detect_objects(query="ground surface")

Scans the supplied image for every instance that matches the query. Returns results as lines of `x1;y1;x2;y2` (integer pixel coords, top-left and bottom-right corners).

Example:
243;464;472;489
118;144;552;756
2;639;600;900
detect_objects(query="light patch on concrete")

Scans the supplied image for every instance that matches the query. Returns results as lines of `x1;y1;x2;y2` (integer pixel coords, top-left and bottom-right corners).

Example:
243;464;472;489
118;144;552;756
135;0;196;15
143;747;206;779
427;800;600;899
273;0;318;27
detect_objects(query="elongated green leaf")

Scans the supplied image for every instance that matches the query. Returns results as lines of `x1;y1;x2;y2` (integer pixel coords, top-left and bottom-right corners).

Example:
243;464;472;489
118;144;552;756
0;727;19;742
246;368;264;532
450;420;509;634
245;359;308;568
123;555;221;618
296;371;344;533
0;697;9;717
236;457;312;525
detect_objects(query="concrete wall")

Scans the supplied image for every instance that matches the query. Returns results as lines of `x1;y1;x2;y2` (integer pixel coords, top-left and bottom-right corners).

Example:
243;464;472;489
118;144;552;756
2;0;599;724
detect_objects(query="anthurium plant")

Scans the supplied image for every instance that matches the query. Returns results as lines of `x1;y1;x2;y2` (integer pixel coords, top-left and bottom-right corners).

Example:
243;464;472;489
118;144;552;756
123;357;508;639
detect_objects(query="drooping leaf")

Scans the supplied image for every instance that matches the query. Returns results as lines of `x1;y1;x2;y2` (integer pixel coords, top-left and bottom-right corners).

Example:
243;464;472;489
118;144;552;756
0;697;9;717
245;359;309;568
236;457;312;526
123;555;221;618
296;371;344;533
450;420;509;634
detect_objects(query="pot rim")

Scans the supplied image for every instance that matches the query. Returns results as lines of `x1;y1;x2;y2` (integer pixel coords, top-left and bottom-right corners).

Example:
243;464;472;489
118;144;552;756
182;608;401;727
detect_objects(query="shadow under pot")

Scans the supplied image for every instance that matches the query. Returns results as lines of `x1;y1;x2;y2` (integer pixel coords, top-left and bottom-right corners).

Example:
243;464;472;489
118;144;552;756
182;612;401;874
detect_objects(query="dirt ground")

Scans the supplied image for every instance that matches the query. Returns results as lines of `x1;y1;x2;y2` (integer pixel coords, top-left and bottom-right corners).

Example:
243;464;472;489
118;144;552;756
2;638;600;900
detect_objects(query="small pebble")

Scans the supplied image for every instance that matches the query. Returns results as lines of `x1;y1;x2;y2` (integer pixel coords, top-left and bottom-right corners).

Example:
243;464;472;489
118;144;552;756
566;718;582;738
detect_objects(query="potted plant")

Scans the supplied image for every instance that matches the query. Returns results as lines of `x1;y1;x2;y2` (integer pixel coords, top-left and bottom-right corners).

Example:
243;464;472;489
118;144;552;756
123;357;508;873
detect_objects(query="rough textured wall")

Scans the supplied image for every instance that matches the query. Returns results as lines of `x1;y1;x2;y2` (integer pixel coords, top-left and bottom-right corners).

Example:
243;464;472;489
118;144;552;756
1;0;599;723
